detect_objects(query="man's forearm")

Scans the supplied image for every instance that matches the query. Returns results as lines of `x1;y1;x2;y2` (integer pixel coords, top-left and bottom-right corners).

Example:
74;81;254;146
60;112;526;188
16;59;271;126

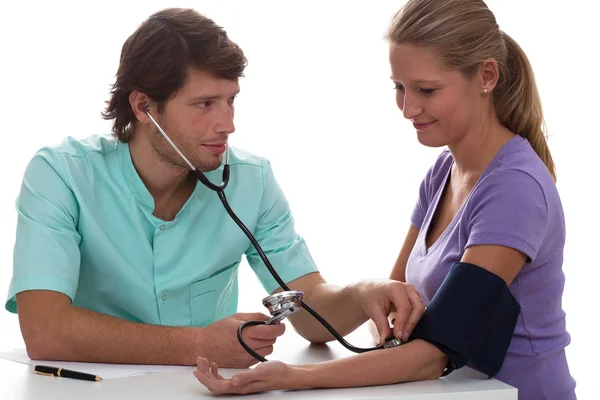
292;339;447;389
288;282;367;343
23;304;201;365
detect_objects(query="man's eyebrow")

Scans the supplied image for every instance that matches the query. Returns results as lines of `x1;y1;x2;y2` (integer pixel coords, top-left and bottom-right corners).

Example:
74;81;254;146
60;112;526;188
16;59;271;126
190;90;240;102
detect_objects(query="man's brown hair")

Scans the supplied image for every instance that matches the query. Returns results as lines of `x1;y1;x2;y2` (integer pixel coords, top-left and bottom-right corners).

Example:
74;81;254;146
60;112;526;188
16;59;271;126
102;8;247;142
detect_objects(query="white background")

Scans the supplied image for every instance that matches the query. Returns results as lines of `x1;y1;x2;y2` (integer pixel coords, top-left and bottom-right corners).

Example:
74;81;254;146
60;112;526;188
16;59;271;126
0;1;597;398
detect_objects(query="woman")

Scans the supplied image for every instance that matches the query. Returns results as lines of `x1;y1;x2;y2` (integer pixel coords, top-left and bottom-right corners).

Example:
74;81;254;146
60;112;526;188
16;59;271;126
194;0;576;398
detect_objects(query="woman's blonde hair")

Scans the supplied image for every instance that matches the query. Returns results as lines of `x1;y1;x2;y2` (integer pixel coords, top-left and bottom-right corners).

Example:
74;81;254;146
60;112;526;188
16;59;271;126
388;0;556;181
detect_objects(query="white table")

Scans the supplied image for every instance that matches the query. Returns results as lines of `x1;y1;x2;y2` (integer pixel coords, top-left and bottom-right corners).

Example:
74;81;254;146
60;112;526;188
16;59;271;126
0;327;517;399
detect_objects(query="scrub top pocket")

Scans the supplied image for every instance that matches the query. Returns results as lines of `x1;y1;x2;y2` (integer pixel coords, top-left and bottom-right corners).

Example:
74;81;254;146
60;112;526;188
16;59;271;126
189;262;239;327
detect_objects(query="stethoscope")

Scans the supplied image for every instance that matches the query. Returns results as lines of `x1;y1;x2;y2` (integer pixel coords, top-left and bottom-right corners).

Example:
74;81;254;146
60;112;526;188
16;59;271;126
146;107;401;362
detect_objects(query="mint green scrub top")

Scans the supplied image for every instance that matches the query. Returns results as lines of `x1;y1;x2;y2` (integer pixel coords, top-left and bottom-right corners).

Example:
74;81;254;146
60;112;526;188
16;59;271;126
6;135;318;326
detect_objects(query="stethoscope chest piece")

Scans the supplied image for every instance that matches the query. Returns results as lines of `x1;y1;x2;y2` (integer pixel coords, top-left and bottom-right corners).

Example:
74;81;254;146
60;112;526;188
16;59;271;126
262;290;304;325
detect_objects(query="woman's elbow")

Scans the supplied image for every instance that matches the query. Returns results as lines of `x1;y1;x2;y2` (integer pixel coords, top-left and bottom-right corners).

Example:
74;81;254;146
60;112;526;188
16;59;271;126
420;354;448;381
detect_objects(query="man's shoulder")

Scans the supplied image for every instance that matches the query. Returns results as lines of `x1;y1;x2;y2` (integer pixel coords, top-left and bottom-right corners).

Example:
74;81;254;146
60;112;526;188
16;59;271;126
39;134;118;160
25;134;119;182
227;147;269;169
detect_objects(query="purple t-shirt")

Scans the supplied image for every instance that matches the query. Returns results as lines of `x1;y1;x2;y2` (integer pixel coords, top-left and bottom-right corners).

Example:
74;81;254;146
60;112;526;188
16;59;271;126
406;135;576;400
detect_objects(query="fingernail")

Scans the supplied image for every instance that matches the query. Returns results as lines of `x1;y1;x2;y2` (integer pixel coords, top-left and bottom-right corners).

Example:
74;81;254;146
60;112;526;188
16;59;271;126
397;330;403;339
231;377;239;386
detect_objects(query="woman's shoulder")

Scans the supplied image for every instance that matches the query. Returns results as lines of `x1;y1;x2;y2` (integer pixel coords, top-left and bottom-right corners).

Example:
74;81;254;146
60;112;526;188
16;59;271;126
481;136;558;197
423;148;454;188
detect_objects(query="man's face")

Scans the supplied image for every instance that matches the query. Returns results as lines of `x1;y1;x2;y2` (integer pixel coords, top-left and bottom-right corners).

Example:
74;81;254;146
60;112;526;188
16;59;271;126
150;68;240;172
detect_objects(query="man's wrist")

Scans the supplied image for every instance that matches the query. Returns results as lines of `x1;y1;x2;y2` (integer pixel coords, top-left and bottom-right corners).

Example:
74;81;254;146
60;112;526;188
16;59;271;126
344;282;368;319
173;326;206;365
344;281;361;306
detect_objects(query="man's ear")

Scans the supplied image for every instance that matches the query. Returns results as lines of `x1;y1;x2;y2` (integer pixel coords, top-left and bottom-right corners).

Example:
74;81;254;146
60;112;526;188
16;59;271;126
129;91;152;123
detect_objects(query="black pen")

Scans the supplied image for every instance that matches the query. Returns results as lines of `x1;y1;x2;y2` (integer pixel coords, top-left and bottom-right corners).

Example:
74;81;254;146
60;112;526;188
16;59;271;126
34;365;103;381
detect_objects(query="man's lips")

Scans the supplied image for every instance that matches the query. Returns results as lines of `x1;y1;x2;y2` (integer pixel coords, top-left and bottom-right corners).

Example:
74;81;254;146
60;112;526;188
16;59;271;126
202;143;227;154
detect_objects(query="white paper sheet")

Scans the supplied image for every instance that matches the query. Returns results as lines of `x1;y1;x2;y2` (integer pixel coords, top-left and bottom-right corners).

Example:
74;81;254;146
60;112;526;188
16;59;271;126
0;348;195;380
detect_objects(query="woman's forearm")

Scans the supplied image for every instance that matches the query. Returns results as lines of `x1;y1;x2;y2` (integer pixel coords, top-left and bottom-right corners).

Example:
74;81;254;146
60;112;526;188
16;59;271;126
291;339;447;389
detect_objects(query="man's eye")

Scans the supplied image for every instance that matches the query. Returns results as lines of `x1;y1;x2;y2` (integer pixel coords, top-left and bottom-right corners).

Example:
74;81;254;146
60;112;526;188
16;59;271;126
394;84;405;91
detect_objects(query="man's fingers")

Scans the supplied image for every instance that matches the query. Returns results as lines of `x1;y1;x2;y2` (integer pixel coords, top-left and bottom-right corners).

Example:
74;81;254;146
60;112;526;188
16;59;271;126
235;312;270;321
370;309;392;345
402;284;425;341
389;285;412;340
242;337;277;348
243;322;286;340
254;345;274;358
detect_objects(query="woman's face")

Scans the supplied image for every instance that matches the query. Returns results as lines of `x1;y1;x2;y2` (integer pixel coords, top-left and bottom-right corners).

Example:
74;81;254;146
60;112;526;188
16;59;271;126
389;44;483;148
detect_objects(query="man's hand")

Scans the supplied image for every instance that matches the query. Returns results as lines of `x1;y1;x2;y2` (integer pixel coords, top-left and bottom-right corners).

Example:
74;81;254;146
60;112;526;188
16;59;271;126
198;313;286;368
350;280;424;344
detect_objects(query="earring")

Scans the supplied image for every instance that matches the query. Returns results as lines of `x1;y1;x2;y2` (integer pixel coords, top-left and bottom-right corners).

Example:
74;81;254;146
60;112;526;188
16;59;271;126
483;89;488;93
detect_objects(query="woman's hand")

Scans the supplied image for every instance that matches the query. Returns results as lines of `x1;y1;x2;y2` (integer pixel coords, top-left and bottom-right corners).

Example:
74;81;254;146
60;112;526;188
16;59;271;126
194;357;300;395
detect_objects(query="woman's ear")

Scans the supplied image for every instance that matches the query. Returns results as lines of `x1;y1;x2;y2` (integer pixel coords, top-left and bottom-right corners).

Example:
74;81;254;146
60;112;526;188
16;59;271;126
479;58;499;95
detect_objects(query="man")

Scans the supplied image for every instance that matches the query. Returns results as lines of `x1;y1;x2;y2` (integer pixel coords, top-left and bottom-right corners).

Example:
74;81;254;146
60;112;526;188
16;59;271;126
6;8;422;368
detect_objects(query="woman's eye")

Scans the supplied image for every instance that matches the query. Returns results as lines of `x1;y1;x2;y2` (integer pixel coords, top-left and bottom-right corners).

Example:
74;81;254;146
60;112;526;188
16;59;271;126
420;88;436;95
394;84;405;91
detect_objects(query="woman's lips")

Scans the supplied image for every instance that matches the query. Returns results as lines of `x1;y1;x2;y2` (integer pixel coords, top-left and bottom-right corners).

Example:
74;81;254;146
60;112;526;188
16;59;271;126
413;120;437;130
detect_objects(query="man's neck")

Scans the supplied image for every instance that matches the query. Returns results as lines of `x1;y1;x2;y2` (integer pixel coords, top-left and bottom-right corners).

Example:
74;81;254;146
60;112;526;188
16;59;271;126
128;133;197;219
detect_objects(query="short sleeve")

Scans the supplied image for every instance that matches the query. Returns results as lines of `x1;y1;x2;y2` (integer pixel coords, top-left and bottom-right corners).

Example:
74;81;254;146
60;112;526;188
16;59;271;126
410;174;430;230
411;152;452;230
245;159;319;294
466;169;548;262
5;150;82;313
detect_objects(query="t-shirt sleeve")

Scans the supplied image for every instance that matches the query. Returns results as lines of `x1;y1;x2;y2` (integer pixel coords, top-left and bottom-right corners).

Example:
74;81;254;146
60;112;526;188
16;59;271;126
466;169;548;262
411;152;450;230
410;173;430;230
5;150;82;313
245;159;318;294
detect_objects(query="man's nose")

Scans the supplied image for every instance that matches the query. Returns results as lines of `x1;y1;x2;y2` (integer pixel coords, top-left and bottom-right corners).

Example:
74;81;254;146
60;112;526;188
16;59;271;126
216;103;235;135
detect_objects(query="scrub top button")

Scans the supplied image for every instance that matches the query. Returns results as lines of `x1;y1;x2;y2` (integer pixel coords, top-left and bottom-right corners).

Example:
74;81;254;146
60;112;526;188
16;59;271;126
162;294;167;301
159;225;166;231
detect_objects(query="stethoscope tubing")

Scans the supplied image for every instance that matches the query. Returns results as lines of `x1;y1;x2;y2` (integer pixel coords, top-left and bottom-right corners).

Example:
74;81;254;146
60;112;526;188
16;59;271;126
145;108;388;362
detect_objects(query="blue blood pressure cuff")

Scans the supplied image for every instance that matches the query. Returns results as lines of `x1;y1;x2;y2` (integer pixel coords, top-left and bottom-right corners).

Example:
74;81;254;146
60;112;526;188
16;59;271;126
409;262;520;378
